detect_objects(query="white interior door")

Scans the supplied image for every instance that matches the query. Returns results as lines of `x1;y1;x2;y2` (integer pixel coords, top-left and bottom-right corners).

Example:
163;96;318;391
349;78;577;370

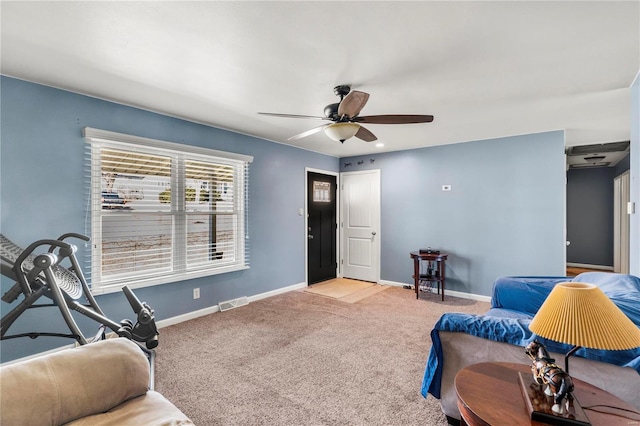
341;170;380;282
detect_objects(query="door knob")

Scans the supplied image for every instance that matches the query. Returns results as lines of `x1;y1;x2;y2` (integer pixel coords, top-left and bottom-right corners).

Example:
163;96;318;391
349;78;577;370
308;235;314;239
372;231;377;236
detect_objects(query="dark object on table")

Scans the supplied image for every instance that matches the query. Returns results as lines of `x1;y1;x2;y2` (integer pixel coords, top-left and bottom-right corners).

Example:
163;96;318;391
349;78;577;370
419;247;440;254
522;340;589;425
518;372;590;426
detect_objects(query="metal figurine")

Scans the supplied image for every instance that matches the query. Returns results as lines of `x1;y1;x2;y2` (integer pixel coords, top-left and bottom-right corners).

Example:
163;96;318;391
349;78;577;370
524;340;575;415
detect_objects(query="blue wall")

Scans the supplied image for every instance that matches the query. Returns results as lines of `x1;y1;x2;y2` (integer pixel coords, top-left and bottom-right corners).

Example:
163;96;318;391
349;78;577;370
566;167;615;266
1;77;569;362
614;152;631;178
0;76;338;361
340;131;567;296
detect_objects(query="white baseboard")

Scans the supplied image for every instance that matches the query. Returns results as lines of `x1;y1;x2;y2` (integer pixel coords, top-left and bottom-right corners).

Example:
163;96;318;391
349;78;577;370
379;280;408;288
566;263;614;271
379;280;492;303
247;281;307;303
155;281;306;328
155;305;220;329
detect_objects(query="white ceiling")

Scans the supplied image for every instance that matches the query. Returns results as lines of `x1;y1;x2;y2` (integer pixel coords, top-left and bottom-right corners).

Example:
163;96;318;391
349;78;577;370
2;1;639;158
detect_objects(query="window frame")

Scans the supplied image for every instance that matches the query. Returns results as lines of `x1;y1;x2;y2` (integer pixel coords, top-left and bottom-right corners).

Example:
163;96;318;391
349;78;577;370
83;127;253;295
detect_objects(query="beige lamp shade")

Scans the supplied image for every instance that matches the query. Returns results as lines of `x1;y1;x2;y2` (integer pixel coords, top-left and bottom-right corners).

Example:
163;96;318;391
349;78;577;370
529;282;640;350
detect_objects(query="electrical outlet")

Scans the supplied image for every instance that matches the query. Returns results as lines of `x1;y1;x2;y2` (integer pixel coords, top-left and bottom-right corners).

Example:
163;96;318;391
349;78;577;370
193;288;200;299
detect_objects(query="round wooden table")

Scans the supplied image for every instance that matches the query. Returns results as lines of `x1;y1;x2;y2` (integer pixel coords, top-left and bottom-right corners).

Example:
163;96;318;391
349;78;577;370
410;251;448;300
454;362;640;426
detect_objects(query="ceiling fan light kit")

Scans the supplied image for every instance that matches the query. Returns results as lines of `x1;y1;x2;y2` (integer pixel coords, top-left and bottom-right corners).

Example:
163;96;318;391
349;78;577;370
258;85;434;144
324;122;361;143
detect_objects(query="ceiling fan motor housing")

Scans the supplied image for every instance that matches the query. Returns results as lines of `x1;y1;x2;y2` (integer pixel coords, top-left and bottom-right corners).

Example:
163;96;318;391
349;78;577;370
324;103;340;120
324;85;353;121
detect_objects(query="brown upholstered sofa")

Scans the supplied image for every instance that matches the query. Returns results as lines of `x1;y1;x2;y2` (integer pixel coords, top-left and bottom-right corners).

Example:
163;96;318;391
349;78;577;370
0;338;193;425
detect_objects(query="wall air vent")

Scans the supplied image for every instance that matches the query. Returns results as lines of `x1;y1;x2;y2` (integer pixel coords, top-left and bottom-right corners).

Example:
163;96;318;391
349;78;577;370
219;296;249;312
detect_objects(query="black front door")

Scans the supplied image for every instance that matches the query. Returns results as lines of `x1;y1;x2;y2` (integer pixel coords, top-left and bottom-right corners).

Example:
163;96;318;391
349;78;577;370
307;172;337;284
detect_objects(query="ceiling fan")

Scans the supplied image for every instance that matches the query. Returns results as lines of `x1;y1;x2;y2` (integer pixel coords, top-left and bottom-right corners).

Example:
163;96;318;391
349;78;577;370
258;85;434;143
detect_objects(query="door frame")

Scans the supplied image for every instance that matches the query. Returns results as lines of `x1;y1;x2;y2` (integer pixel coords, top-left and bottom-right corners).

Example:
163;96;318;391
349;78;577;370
614;170;631;273
305;167;340;285
339;169;381;283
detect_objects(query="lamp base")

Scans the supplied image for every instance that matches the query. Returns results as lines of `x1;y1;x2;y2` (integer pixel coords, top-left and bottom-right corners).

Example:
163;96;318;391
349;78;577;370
518;372;591;426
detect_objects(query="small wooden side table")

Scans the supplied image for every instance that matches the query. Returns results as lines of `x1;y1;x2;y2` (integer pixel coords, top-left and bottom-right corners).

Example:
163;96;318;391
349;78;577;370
410;251;448;300
455;362;640;426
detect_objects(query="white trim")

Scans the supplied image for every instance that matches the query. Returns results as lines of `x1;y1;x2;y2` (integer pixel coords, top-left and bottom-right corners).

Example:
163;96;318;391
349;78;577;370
441;289;491;303
154;281;307;328
85;130;250;291
379;279;492;303
91;265;250;295
83;127;253;163
155;305;221;328
563;130;568;271
247;281;307;302
566;262;614;271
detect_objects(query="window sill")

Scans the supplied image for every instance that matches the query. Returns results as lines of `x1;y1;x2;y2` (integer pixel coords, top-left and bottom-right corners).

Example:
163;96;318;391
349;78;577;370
90;264;250;296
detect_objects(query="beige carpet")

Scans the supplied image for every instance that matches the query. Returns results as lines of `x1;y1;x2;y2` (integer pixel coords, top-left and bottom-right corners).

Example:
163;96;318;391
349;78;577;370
155;286;490;425
304;278;388;303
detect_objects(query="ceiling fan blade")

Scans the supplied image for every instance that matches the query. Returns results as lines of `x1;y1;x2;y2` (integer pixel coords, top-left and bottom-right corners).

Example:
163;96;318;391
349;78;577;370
288;123;332;141
258;112;328;120
355;126;377;142
355;114;434;124
338;90;370;118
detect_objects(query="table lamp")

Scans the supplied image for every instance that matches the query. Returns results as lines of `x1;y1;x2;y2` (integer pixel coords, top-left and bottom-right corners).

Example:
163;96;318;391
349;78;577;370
522;282;640;425
529;282;640;374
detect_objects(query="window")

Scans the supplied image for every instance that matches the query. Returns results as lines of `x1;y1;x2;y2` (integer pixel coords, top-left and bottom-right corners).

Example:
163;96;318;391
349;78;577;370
83;128;252;294
312;181;331;202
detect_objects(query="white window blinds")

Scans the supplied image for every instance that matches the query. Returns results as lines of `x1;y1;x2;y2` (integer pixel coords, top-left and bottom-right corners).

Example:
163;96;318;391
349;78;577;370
83;127;252;294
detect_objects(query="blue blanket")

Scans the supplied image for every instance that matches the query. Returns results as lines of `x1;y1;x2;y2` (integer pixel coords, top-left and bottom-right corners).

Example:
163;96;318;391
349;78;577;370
490;273;640;324
421;312;640;399
421;272;640;400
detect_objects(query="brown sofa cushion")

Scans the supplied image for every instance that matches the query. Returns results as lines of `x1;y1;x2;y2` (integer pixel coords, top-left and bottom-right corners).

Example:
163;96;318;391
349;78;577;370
1;338;150;425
